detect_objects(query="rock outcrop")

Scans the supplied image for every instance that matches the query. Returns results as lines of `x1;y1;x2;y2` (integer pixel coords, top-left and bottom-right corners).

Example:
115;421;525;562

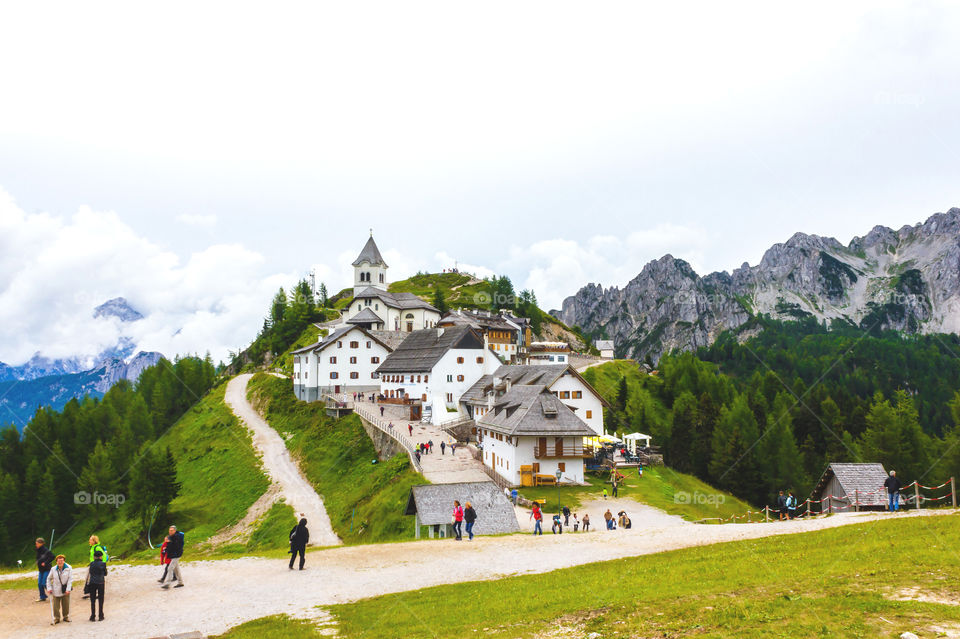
555;208;960;361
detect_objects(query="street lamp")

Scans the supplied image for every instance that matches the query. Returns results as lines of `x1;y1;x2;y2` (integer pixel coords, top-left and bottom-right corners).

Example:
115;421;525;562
555;469;563;518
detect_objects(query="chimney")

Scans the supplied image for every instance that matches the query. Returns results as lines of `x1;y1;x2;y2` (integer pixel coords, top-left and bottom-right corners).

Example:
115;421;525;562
487;391;493;410
437;327;445;339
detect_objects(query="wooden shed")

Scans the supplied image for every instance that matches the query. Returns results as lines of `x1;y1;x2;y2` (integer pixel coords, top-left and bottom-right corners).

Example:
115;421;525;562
809;463;889;513
404;481;520;539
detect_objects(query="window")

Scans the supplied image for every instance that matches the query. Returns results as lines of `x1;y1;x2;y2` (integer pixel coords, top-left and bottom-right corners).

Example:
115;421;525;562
330;372;339;379
371;356;380;364
349;357;357;364
417;375;421;382
558;462;565;472
424;375;428;382
350;372;359;379
457;357;464;364
446;393;453;403
356;305;361;311
476;356;484;364
560;391;570;399
447;375;453;382
338;341;343;348
366;341;372;348
586;410;593;419
372;372;378;379
294;356;300;363
350;341;359;348
329;356;337;364
304;372;308;379
572;391;583;399
457;375;465;382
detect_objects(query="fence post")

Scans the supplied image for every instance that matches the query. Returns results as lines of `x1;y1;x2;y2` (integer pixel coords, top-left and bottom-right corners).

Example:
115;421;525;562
953;477;957;509
915;481;921;511
828;496;833;515
805;499;811;518
854;490;859;512
764;505;769;523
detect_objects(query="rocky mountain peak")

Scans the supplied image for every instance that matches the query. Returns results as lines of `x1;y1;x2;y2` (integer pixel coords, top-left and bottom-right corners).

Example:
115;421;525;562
94;297;144;322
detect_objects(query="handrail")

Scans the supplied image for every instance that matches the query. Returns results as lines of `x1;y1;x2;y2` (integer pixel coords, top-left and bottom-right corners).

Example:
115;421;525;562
352;402;423;473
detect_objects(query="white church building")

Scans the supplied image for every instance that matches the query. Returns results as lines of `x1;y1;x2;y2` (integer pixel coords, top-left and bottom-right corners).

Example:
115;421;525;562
336;235;441;333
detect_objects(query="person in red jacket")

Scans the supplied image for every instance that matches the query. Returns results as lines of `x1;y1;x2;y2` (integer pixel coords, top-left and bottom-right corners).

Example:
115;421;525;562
530;503;543;535
452;501;464;540
157;536;171;584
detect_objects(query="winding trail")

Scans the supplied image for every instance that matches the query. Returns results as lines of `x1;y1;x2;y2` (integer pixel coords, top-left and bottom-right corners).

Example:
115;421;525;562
223;374;340;547
1;509;953;638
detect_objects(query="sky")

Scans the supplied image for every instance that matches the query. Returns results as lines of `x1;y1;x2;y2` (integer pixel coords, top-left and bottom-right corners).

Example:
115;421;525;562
1;1;959;365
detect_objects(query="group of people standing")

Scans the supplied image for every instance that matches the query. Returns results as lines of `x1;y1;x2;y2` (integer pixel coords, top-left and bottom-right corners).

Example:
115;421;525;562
529;503;590;534
775;490;799;520
451;501;477;540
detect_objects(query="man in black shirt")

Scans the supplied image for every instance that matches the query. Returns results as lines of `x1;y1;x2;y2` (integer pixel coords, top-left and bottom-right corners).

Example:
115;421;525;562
884;470;902;512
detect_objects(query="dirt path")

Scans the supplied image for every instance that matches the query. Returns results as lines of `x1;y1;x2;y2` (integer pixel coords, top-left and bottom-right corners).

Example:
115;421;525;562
2;509;952;638
224;374;340;547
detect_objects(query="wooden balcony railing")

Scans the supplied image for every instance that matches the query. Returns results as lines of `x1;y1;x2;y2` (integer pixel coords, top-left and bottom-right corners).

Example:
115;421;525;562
534;445;584;459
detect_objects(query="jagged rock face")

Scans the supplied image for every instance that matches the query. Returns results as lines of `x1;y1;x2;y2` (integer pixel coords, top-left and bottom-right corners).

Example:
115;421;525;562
556;208;960;361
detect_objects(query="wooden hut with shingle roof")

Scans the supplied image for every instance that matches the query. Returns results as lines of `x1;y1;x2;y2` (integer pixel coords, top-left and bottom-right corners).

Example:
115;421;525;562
809;462;889;513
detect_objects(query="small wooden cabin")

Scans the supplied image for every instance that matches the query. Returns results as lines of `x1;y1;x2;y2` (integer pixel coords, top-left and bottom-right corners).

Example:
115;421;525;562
809;463;889;513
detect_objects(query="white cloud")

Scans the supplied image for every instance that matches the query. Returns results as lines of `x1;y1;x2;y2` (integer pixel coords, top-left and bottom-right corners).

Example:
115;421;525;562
503;224;710;310
0;188;296;365
176;213;218;228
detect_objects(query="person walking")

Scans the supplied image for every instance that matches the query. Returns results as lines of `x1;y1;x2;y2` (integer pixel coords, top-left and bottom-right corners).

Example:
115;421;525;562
288;517;309;570
380;406;385;417
428;440;434;454
530;503;543;535
562;505;571;527
884;470;903;512
414;449;421;464
612;479;619;498
463;501;477;541
35;538;55;603
776;490;787;521
452;500;464;540
602;488;608;500
572;514;579;531
511;488;518;505
408;424;413;436
46;554;72;624
451;442;457;455
440;441;446;455
158;535;171;583
582;513;591;532
161;525;185;589
787;492;798;519
604;508;614;530
87;549;106;621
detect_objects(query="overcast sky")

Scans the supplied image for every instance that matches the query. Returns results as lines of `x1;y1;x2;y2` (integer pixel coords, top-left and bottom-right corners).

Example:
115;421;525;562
1;1;959;365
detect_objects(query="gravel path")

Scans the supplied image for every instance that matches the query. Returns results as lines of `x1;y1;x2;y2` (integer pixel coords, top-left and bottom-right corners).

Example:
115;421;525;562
2;509;951;638
224;374;340;547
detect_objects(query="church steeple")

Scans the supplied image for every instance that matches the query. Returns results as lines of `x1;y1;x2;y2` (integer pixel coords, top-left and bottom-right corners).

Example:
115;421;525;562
352;233;388;296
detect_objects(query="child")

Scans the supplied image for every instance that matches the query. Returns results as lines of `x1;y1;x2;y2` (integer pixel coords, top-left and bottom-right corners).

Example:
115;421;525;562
157;536;171;583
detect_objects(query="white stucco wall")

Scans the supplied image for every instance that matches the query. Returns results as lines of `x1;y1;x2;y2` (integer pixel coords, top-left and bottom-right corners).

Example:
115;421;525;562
549;374;605;436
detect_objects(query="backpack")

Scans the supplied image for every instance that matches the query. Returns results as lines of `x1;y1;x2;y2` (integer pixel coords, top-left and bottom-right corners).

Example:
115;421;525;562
95;544;109;563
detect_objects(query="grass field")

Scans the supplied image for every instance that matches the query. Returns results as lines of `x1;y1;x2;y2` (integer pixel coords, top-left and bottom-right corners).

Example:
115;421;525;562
518;465;757;522
246;373;424;544
322;513;960;638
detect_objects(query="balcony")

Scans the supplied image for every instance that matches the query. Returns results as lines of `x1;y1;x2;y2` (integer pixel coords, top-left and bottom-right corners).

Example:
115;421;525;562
533;444;584;459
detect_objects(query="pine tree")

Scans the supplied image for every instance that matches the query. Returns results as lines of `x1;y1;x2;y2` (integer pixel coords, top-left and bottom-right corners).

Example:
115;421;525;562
34;469;56;536
78;441;117;524
668;391;698;473
432;287;449;314
759;393;806;498
318;282;329;309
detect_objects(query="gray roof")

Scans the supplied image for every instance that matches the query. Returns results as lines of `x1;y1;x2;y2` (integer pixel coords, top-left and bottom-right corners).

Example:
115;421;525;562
810;463;889;507
376;326;484;374
346;307;384;324
352;235;387;267
404;482;520;534
438;310;524;332
461;374;494;404
595;340;615;350
478;385;594;437
291;325;395;355
368;330;408;350
460;364;609;408
353;287;438;311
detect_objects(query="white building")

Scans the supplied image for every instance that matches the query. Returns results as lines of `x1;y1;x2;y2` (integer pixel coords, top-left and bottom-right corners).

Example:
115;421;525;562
292;325;404;401
376;325;500;425
478;385;594;486
438;309;532;364
460;364;608;436
595;340;615;359
337;234;442;333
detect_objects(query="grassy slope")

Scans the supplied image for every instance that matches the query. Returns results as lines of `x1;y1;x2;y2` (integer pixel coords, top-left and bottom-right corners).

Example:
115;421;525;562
581;359;645;400
246;373;423;544
518;466;756;521
43;382;274;565
327;514;960;638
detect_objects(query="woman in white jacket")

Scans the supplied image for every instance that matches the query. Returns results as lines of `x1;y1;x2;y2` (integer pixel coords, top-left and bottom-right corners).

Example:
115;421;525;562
45;555;72;624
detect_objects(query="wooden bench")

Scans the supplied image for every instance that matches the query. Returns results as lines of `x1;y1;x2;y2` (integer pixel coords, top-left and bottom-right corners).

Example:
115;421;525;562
535;475;557;486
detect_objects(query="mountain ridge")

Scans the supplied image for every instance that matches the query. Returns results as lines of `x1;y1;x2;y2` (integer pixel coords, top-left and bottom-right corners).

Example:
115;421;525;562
555;207;960;361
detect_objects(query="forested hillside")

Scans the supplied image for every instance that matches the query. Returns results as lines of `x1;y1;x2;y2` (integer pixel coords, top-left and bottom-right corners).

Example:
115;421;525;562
583;319;960;506
0;356;217;565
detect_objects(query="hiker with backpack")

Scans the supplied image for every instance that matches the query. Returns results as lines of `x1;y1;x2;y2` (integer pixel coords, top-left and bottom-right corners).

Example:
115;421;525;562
34;538;55;603
776;490;787;521
787;492;798;519
289;517;309;570
160;526;185;589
